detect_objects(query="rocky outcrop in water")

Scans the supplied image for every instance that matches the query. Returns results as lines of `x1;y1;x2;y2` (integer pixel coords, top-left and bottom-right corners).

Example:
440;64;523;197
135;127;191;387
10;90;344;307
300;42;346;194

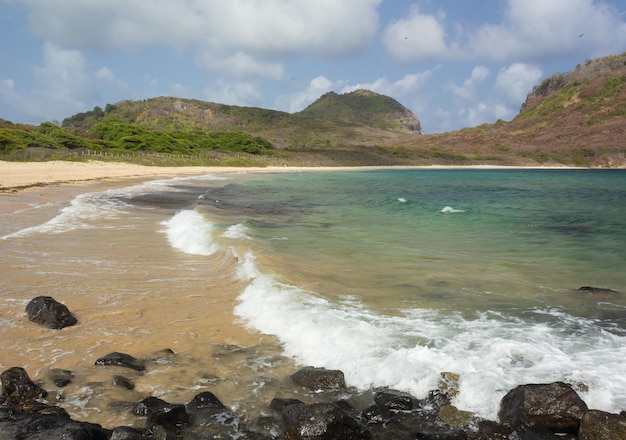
25;296;77;329
1;361;625;439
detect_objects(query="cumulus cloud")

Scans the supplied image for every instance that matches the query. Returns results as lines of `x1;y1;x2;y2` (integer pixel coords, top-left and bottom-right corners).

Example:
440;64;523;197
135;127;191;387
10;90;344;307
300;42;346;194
341;71;434;99
446;66;490;100
275;76;343;113
495;63;543;104
383;0;626;63
382;6;451;61
0;43;129;123
21;0;382;78
202;79;264;108
443;62;544;129
468;0;626;61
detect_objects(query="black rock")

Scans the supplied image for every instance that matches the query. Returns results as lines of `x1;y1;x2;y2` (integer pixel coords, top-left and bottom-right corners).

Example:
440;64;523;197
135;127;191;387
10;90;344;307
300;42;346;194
112;375;135;390
134;396;188;427
291;366;346;390
94;352;146;372
270;397;305;412
186;391;227;412
577;286;619;295
0;367;47;406
374;389;420;412
25;296;77;329
282;402;371;439
498;382;588;432
578;409;626;439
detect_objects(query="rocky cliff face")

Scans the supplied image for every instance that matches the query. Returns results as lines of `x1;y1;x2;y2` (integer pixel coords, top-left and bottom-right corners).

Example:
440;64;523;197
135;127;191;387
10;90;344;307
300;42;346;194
520;73;568;112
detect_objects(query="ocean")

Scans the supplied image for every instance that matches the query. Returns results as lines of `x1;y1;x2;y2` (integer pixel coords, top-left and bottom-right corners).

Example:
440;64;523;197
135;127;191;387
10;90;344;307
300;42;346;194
1;168;625;428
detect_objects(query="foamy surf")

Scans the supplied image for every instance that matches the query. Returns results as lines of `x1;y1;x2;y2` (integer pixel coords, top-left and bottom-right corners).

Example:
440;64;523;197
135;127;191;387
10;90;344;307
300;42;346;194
234;255;626;421
160;209;218;256
441;206;465;213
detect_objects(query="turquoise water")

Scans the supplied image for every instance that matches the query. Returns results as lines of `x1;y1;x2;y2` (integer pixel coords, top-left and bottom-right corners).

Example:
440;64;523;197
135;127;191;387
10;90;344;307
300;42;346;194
198;169;626;418
204;169;625;316
2;168;625;422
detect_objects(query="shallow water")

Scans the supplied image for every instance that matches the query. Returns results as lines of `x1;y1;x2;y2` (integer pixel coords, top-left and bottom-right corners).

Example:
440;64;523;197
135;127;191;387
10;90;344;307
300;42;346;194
1;169;625;428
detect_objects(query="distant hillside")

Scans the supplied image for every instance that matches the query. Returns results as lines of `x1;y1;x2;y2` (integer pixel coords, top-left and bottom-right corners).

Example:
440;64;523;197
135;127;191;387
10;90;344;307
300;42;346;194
62;89;423;149
397;51;626;167
2;53;624;167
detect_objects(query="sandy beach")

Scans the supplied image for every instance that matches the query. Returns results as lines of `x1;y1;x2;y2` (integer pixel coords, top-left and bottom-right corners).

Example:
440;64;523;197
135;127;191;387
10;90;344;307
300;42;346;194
0;160;289;193
1;160;574;194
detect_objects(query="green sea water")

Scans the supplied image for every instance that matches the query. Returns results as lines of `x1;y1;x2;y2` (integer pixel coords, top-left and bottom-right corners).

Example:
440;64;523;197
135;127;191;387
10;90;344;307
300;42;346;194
2;168;625;423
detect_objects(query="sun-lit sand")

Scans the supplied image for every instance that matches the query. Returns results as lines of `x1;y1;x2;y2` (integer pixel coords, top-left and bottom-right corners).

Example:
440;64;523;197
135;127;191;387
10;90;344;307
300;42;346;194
1;160;575;194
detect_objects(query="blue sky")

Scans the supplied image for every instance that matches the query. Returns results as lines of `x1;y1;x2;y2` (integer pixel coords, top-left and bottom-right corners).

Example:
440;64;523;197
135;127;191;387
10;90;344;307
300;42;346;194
1;0;625;133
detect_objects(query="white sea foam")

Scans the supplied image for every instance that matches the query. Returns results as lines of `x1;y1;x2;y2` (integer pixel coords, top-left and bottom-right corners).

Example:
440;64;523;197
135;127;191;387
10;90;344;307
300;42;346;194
1;191;129;239
1;177;193;239
234;257;626;420
223;223;251;240
441;206;465;213
160;209;218;256
397;197;407;203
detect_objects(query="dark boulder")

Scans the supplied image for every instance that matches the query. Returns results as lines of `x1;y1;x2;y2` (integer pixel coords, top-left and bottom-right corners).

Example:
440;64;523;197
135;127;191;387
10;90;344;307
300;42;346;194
271;397;305;412
577;286;619;295
291;366;346;390
0;367;47;406
94;352;145;372
186;391;227;413
282;402;371;439
374;389;420;412
0;401;109;440
134;396;188;428
112;375;135;390
25;296;77;329
498;382;588;432
578;409;626;439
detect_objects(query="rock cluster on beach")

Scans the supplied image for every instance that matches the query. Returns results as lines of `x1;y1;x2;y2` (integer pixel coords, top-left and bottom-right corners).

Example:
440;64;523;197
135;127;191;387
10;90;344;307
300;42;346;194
2;360;626;439
2;296;625;439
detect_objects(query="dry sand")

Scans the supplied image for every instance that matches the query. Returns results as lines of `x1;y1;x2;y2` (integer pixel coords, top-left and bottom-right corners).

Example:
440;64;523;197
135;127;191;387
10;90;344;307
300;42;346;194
1;160;563;194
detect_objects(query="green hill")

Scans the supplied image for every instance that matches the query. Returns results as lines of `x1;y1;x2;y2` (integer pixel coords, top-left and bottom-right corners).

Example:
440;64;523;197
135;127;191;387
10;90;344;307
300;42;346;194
60;89;423;150
1;52;624;167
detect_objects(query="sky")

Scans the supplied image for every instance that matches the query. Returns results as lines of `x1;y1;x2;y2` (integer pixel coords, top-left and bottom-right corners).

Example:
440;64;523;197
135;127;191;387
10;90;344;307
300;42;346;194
1;1;625;134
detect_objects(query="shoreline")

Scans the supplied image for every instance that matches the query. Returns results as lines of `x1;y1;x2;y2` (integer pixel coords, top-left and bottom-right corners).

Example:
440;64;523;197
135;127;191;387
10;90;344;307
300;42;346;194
0;160;586;194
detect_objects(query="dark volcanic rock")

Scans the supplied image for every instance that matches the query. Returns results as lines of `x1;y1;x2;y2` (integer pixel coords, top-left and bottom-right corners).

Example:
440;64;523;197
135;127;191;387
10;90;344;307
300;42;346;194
271;397;305;412
577;286;619;295
374;389;420;412
291;366;346;390
112;375;135;390
579;409;626;439
0;367;47;405
25;296;77;329
134;396;188;428
95;352;146;372
0;401;110;440
282;402;371;440
186;391;227;412
498;382;588;432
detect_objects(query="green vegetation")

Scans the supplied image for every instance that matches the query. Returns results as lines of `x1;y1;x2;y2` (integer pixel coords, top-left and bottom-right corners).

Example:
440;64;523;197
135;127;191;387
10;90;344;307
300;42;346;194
0;119;274;160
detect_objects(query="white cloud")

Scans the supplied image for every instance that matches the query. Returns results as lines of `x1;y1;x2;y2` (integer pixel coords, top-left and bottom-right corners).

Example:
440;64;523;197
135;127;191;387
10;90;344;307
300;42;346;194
382;6;451;61
468;0;626;61
202;79;264;108
21;0;382;79
495;63;543;104
446;66;490;100
382;0;626;63
341;71;434;99
197;51;285;81
275;76;343;113
443;62;543;129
